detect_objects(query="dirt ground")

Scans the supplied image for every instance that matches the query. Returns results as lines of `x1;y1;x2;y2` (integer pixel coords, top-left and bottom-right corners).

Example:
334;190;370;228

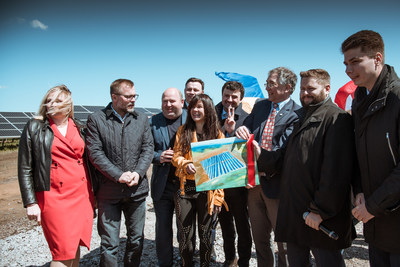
0;150;37;239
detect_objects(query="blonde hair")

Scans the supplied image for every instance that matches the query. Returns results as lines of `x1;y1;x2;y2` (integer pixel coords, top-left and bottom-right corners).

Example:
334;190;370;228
35;85;74;121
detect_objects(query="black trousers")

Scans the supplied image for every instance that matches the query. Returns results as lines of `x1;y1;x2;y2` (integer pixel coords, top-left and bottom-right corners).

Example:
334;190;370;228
218;187;252;266
174;184;213;267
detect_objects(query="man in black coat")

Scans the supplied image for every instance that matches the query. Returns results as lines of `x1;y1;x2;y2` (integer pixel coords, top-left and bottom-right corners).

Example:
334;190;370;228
236;67;300;267
86;79;154;267
256;69;356;267
150;87;186;267
342;30;400;266
215;81;252;267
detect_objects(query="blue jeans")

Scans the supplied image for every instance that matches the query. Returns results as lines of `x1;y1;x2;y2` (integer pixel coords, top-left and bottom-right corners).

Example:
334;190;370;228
97;197;146;267
287;242;344;267
154;181;176;267
369;244;400;267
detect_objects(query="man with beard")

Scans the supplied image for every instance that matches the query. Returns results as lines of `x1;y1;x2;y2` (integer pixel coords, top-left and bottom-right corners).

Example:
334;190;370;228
342;30;400;266
256;69;356;267
86;79;154;266
215;81;252;266
150;88;186;267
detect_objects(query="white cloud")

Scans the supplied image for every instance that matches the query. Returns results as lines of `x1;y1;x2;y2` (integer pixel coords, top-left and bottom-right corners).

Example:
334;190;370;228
0;85;7;89
31;19;48;30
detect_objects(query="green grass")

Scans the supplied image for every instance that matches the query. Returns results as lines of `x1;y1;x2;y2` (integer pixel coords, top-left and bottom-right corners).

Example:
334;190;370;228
0;139;20;151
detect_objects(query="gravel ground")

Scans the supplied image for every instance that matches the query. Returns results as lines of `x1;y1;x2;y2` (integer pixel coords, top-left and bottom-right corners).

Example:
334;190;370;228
0;193;369;267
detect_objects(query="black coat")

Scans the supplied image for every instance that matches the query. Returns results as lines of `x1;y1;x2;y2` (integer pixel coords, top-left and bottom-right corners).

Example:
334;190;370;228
86;103;154;201
259;98;356;249
18;118;97;207
352;65;400;253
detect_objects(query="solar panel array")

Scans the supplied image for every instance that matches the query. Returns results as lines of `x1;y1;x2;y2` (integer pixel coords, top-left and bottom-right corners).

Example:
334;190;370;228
0;105;161;139
201;151;246;180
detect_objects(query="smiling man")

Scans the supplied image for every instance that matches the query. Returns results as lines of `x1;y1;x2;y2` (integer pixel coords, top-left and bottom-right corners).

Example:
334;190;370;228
150;87;186;267
257;69;356;267
235;67;300;267
342;30;400;266
215;81;252;267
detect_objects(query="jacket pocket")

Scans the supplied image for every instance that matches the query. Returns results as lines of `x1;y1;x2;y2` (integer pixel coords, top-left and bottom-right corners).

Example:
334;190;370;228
386;132;397;166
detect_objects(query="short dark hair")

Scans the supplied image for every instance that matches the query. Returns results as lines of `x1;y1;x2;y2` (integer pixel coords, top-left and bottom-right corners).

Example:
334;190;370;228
110;79;134;95
185;77;204;90
222;81;245;100
341;30;385;62
300;69;330;86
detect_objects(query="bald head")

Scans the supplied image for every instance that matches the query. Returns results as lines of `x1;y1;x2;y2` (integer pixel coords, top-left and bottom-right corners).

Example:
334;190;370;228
162;87;184;120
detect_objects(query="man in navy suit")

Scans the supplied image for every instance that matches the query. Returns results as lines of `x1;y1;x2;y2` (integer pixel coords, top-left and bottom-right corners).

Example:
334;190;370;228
236;67;301;267
150;87;187;267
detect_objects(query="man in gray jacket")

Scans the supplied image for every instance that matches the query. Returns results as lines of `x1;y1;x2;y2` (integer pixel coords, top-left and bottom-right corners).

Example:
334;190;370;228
86;79;154;267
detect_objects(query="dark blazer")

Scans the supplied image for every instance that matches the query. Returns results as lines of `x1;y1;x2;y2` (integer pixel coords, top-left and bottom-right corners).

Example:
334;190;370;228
242;98;300;198
150;110;187;201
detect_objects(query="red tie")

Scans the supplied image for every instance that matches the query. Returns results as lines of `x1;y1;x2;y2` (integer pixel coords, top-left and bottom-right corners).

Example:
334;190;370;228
261;103;278;151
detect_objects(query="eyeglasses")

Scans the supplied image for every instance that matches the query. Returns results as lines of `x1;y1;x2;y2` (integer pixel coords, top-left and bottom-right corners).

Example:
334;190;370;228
264;82;279;88
113;93;139;100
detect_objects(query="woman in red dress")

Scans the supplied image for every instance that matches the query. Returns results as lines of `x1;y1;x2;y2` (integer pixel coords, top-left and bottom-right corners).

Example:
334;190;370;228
18;85;95;267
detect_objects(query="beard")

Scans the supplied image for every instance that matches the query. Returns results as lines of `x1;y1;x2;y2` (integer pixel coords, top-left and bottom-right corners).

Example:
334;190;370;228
301;92;326;108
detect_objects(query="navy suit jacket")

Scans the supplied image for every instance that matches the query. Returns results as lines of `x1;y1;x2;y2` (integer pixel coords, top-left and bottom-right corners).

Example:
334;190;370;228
149;110;187;201
243;98;301;198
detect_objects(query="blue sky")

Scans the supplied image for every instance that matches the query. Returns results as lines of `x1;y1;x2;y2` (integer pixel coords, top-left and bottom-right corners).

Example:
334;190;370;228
1;0;400;112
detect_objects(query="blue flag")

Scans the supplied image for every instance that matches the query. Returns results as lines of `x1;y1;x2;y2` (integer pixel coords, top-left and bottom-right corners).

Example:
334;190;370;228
215;71;264;98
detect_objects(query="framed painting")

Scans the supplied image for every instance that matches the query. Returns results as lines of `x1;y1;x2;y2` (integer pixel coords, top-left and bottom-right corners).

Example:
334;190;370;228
191;136;259;191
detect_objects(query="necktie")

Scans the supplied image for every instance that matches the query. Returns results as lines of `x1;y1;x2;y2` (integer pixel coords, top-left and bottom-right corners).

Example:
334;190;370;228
261;103;278;151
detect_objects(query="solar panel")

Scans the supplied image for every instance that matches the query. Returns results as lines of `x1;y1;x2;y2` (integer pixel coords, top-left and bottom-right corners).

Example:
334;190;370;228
0;105;160;139
201;151;245;180
82;106;104;112
0;112;29;117
74;105;87;112
0;124;18;130
7;117;30;123
0;129;22;138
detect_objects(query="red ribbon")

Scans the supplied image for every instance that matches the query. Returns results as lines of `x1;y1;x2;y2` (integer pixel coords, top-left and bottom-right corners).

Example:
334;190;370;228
246;134;256;187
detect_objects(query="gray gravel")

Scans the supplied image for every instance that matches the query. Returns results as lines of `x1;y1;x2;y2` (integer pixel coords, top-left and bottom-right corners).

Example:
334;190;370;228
0;195;368;266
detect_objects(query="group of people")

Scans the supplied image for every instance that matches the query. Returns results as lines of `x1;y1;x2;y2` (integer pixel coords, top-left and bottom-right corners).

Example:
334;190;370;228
17;29;400;267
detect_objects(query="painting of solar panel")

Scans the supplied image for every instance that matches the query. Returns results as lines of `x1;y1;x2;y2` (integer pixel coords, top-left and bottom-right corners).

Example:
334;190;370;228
201;151;245;180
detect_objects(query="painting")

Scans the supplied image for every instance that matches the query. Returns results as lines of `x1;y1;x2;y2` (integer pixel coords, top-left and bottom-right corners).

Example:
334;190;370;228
191;136;259;191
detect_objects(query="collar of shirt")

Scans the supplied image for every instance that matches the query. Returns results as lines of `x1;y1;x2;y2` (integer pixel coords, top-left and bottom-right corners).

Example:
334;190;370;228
222;108;228;119
271;98;290;113
111;105;128;122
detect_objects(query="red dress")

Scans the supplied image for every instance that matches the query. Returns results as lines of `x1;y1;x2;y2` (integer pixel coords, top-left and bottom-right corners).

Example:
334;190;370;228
36;118;95;260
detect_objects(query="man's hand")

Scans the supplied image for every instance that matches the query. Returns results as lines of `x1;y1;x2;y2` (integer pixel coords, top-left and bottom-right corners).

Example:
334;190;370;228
160;148;174;163
235;126;251;140
118;171;133;184
352;193;374;223
252;140;261;160
224;107;236;135
27;203;41;225
304;212;323;231
126;172;140;187
186;163;196;174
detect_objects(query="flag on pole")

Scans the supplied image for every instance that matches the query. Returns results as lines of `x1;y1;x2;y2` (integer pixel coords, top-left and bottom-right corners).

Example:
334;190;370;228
334;80;357;111
215;71;264;98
